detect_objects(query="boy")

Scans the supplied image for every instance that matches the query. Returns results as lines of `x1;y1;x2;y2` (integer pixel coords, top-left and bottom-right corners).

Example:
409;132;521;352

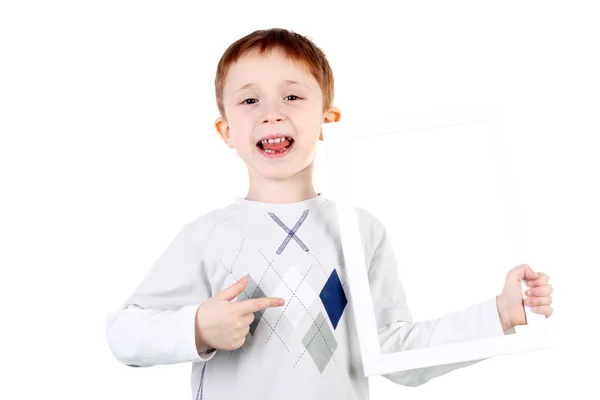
105;28;553;399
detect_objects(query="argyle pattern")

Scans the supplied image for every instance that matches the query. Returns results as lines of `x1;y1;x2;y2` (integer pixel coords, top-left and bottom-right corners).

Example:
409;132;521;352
221;210;348;374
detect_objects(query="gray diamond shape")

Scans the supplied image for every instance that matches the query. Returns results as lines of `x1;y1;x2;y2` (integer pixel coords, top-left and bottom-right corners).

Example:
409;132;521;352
237;274;266;336
302;311;338;373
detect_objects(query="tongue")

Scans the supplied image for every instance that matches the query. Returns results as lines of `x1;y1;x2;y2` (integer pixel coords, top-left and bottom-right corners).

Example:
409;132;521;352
262;139;290;152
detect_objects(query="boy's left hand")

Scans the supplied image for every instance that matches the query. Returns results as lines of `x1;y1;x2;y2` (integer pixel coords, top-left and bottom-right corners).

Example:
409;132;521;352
496;263;553;332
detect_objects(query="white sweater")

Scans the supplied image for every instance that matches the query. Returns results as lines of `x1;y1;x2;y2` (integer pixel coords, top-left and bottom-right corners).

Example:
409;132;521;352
105;194;507;399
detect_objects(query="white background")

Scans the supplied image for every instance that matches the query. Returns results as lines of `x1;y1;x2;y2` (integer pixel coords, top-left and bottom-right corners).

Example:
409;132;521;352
1;1;598;399
344;121;522;322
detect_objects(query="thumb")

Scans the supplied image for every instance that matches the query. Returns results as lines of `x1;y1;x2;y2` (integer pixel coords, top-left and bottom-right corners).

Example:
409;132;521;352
214;276;248;301
510;263;539;281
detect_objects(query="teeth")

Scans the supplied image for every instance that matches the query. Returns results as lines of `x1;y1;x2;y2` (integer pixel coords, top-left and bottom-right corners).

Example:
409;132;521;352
261;137;291;144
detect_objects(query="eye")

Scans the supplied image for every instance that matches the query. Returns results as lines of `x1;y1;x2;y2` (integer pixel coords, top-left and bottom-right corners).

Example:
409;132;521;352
284;95;301;101
241;98;258;105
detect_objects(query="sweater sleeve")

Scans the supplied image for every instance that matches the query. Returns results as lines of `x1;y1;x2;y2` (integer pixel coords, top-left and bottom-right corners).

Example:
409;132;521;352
105;222;217;367
367;217;509;386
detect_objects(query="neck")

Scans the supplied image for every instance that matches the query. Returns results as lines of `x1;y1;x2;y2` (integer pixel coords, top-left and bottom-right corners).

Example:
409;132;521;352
245;163;318;204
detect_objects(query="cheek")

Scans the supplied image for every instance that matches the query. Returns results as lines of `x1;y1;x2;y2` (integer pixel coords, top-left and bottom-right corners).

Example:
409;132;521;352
226;115;254;144
299;116;324;138
292;108;322;130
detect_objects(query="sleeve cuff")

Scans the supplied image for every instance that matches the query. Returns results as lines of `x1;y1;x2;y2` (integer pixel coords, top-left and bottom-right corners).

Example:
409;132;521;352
175;304;217;362
479;297;508;337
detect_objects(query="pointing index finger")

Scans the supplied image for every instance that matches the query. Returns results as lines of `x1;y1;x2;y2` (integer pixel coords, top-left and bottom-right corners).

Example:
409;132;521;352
237;297;285;314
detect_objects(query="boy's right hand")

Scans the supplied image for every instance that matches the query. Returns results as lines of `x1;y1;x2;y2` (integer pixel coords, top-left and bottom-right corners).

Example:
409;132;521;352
194;276;285;352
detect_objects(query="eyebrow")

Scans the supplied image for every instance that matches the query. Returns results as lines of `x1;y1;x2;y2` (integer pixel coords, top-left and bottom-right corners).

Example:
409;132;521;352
283;80;310;88
233;80;311;94
234;83;255;93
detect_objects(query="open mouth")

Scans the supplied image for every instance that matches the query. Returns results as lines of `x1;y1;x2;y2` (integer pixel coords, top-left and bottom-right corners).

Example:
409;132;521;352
256;136;295;158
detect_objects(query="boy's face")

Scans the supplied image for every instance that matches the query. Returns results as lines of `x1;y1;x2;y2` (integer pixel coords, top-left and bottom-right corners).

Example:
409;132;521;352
215;48;340;182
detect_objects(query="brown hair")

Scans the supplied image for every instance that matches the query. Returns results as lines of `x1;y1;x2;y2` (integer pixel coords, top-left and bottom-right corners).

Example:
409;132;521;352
214;28;334;118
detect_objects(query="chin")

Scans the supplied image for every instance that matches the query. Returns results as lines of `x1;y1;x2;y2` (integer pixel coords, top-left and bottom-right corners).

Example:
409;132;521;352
259;170;299;181
254;163;311;181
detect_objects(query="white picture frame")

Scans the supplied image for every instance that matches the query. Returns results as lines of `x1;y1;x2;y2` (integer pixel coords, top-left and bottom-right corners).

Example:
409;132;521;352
321;107;551;377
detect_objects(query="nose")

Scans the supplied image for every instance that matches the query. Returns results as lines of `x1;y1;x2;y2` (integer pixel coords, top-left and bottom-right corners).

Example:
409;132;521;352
261;102;286;124
262;115;285;123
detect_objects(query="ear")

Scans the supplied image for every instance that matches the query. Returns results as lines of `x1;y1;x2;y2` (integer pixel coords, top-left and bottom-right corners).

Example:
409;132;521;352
319;106;341;141
215;116;234;149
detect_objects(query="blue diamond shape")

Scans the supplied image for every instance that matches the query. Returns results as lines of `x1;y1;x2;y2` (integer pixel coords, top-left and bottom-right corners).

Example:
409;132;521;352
319;269;347;329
